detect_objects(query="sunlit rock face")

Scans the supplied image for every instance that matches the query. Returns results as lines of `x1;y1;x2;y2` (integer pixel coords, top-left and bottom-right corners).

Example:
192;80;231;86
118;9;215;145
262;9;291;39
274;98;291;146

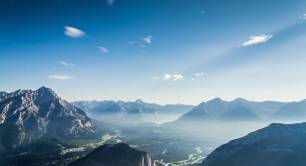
70;143;155;166
201;122;306;166
0;87;95;153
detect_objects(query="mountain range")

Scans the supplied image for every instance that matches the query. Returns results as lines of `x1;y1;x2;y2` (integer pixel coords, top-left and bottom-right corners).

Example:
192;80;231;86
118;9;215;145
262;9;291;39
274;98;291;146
201;122;306;166
2;87;306;166
73;100;193;124
176;97;306;122
74;97;306;124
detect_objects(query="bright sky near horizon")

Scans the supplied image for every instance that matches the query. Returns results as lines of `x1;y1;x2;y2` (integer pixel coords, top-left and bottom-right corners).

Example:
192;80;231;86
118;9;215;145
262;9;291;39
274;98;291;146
1;0;306;104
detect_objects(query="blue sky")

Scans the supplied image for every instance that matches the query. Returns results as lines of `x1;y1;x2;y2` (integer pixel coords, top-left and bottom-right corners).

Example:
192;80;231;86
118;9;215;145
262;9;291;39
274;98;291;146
1;0;306;104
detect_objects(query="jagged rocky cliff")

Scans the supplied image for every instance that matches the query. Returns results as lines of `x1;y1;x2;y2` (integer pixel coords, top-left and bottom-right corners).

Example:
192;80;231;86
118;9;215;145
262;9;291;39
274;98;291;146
0;87;95;154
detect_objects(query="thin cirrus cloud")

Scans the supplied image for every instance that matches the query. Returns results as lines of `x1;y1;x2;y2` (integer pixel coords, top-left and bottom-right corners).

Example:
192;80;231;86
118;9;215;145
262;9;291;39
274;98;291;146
191;72;205;81
48;74;72;80
143;35;152;44
194;72;205;77
242;34;273;46
97;46;109;54
64;26;85;38
162;74;184;81
129;35;152;48
59;61;74;67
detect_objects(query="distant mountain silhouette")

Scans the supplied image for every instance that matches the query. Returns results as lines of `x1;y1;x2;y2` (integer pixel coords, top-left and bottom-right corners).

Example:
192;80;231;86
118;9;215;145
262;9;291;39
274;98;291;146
201;122;306;166
70;143;155;166
178;98;267;122
173;97;293;123
271;99;306;120
73;100;193;124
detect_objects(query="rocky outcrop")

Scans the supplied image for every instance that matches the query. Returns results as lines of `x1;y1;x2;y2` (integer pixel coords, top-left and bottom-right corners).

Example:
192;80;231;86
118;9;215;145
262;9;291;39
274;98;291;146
70;143;155;166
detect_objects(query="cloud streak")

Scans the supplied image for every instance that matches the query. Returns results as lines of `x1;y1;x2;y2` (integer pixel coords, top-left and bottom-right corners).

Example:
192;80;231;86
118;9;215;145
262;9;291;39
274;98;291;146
59;61;74;67
162;74;184;81
64;26;85;38
143;35;152;44
97;46;109;54
195;72;205;77
242;34;272;46
48;74;72;80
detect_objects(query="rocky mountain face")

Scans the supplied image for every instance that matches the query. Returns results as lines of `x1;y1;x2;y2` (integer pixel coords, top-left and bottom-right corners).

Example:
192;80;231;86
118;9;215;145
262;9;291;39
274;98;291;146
201;122;306;166
70;143;155;166
0;87;95;154
73;100;193;124
0;92;8;101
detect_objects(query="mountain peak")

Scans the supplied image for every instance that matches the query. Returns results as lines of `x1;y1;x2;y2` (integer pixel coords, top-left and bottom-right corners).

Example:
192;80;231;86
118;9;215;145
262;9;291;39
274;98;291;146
0;87;94;143
134;99;145;104
233;97;248;103
207;97;226;104
37;86;54;93
36;86;58;98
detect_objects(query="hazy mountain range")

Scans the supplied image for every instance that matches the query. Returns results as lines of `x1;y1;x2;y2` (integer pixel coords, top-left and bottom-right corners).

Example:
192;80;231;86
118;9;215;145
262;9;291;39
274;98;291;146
177;97;306;123
73;97;306;125
73;100;193;124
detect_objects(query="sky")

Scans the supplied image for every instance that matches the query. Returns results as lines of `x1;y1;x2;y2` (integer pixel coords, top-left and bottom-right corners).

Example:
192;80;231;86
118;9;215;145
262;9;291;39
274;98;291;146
1;0;306;104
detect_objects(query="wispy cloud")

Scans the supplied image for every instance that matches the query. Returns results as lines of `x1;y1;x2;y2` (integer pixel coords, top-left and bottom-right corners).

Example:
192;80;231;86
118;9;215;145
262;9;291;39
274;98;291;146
129;36;153;48
48;74;72;80
303;14;306;19
162;74;184;81
242;34;272;46
59;61;74;67
194;72;205;77
191;72;205;81
143;35;152;44
64;26;85;38
97;46;109;54
106;0;115;7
